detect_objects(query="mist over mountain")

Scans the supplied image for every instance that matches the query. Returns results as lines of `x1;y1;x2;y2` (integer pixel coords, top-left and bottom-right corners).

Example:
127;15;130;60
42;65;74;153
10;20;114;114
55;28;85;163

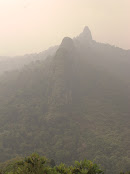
0;46;58;75
0;27;130;174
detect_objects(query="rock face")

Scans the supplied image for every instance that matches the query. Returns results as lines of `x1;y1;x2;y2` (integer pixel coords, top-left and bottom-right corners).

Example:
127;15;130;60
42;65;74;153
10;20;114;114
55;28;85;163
48;37;76;111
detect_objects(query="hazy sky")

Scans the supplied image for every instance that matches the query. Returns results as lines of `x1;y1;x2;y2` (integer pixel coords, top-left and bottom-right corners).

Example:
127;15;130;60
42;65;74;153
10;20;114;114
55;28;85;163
0;0;130;56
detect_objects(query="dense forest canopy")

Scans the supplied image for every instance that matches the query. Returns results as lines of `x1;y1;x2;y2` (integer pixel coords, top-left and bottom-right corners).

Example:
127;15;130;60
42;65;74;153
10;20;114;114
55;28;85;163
0;27;130;174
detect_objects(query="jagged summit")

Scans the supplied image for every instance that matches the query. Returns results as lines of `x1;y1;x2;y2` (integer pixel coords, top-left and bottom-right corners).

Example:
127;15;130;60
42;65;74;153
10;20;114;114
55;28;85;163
83;26;91;34
81;26;92;39
76;26;92;44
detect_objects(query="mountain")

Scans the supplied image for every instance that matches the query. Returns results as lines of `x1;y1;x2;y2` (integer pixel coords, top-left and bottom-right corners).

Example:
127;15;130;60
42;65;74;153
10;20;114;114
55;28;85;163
0;27;130;174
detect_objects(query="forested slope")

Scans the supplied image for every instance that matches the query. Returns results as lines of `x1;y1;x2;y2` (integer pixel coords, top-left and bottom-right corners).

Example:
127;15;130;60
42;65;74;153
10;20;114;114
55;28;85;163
0;27;129;174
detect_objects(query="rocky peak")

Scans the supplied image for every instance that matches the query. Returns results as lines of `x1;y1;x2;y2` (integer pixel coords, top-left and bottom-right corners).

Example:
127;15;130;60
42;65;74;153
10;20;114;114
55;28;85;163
76;26;92;44
60;37;75;51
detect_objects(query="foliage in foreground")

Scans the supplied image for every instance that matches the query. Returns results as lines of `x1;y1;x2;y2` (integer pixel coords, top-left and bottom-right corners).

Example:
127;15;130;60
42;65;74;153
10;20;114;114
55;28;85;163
0;153;104;174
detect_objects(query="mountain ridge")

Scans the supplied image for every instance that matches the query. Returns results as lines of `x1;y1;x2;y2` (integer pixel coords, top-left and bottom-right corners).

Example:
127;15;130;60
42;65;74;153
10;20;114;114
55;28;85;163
1;27;129;76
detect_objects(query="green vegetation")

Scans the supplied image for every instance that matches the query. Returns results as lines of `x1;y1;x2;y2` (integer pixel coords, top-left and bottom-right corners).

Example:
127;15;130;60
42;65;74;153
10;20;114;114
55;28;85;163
0;33;130;174
0;153;104;174
0;153;129;174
